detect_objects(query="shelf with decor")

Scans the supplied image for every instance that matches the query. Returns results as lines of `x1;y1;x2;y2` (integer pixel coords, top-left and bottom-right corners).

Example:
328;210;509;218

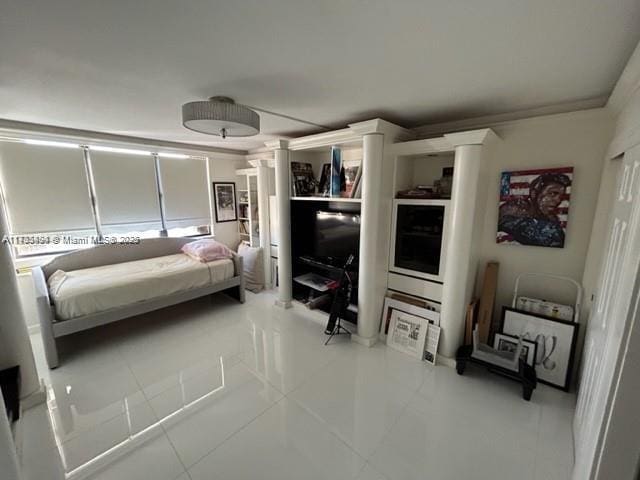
289;145;363;200
291;196;361;203
385;152;455;310
236;171;260;247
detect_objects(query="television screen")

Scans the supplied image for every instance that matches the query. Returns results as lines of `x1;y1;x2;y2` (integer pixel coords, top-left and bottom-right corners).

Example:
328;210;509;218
314;211;360;264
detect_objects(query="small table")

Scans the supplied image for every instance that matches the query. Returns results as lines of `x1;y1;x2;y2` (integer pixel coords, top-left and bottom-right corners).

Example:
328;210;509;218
455;345;537;401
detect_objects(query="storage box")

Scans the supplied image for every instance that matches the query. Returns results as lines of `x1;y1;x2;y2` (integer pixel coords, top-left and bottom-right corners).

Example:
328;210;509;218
516;296;574;322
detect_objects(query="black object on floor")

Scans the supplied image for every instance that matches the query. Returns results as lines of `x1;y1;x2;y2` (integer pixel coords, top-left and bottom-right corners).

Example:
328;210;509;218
325;254;355;345
0;366;20;422
455;345;537;401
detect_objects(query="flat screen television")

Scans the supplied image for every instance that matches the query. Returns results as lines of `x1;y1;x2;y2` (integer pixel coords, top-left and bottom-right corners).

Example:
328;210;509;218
314;211;360;266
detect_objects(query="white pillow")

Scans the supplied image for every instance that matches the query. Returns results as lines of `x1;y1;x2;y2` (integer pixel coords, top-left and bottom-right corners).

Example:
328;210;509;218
237;243;264;293
47;270;68;297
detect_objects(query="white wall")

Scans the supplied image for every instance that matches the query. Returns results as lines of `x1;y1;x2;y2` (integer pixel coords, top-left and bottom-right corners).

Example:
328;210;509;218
208;155;247;249
0;198;39;399
470;109;614;326
17;273;39;329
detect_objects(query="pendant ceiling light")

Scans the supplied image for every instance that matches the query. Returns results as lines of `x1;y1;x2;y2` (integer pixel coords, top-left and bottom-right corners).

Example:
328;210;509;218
182;96;260;139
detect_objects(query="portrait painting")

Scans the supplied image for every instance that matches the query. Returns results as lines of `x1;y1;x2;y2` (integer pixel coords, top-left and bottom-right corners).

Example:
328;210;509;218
497;167;573;248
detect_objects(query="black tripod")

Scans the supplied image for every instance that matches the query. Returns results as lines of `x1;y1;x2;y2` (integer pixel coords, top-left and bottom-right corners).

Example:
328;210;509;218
324;254;355;345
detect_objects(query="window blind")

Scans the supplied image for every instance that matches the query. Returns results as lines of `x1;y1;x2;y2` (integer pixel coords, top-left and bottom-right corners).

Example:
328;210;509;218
0;142;95;234
89;150;162;233
158;157;210;228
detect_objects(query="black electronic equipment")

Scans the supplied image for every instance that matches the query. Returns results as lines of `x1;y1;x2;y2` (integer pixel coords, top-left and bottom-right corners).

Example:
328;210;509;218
314;211;360;266
324;254;355;344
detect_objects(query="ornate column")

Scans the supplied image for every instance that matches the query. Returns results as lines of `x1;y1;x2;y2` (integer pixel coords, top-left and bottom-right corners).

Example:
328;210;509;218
348;119;413;346
267;140;292;308
255;160;272;288
355;133;385;342
439;129;497;358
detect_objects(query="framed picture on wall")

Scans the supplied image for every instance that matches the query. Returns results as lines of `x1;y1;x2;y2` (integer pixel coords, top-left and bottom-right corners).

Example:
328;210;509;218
497;166;573;248
213;182;237;222
501;307;578;391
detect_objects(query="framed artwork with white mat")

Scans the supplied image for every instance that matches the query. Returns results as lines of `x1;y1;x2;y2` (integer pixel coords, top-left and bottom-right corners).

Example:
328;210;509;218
501;307;578;391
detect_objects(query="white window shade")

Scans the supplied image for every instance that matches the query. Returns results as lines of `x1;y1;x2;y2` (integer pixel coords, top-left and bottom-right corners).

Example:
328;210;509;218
0;142;95;233
159;157;210;228
89;150;162;232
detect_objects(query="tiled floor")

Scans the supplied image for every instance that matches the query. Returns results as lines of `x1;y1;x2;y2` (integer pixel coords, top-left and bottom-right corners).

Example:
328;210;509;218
28;291;575;480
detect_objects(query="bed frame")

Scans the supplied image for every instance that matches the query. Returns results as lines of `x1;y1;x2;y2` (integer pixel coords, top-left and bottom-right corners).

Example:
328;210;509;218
32;237;245;369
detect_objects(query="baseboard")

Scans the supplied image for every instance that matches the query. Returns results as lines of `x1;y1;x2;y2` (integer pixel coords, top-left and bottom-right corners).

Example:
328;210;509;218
351;333;377;347
274;299;292;309
437;355;456;368
20;380;47;410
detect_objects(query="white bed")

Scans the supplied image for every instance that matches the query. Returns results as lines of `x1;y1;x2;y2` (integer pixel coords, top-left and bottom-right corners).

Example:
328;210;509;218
48;253;235;320
33;238;245;369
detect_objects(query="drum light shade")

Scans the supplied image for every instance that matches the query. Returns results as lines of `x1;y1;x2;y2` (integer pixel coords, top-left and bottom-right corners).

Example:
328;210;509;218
182;97;260;138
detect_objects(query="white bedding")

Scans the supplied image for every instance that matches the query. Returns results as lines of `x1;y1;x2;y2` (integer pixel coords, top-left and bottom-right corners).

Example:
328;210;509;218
48;253;235;320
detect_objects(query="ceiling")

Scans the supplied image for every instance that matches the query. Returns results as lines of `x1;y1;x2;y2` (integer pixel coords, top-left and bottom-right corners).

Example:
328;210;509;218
1;1;639;151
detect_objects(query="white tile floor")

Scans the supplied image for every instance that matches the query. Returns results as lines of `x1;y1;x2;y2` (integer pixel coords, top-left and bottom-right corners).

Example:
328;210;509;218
28;291;575;480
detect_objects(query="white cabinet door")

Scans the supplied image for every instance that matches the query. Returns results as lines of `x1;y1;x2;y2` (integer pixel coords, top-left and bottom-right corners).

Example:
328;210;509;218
573;146;640;479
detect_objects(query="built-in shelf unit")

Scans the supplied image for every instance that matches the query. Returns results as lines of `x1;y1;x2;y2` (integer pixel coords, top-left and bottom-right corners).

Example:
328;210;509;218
236;169;259;247
263;120;497;356
385;152;456;312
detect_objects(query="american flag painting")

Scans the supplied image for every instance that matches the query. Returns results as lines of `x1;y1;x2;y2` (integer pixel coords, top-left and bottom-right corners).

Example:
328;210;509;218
497;166;573;248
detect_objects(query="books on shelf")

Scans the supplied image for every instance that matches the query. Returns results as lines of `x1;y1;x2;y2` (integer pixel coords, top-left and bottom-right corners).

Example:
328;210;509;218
238;203;249;218
351;162;362;198
291;162;316;196
330;147;342;198
344;163;362;198
239;220;250;235
318;163;331;196
291;156;362;199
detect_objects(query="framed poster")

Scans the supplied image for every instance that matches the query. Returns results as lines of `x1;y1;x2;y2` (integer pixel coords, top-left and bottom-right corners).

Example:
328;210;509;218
493;332;538;367
386;310;429;359
501;307;578;390
213;182;237;222
380;297;440;336
497;167;573;247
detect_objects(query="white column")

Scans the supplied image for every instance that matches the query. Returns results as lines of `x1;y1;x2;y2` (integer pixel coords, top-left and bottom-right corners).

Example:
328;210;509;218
355;133;385;344
0;197;39;398
256;162;272;288
274;146;292;308
439;144;483;358
0;394;20;480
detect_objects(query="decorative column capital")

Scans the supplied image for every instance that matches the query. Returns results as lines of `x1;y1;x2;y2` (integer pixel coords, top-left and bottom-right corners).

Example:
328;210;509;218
348;118;414;142
444;128;500;148
248;159;273;168
264;139;290;151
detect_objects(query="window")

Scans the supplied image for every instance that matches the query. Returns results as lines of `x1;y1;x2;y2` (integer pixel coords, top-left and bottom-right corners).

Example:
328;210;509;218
89;149;163;238
0;141;97;255
0;140;213;256
158;156;211;235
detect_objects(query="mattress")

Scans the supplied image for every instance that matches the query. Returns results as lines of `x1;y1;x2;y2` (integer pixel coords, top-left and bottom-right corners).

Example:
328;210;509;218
48;253;235;320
